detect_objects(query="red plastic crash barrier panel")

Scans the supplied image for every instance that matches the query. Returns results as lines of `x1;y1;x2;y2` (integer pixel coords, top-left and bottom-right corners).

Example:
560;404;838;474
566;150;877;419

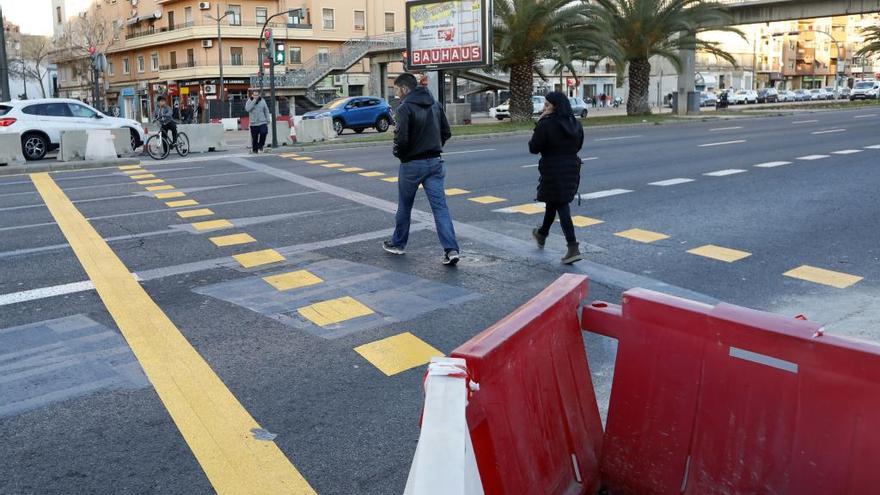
583;289;880;495
452;274;603;495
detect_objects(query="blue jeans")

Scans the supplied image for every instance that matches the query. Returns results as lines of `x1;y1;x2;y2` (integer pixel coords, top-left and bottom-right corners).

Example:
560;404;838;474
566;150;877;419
391;157;460;252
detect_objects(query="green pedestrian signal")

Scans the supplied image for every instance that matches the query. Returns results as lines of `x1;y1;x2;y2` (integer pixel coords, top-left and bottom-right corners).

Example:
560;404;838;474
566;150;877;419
275;43;285;65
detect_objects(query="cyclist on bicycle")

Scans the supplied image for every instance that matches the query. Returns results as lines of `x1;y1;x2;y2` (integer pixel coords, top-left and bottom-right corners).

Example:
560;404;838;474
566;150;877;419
153;96;178;153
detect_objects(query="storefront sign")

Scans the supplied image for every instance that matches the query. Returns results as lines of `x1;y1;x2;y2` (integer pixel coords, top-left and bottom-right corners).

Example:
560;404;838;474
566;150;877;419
406;0;493;71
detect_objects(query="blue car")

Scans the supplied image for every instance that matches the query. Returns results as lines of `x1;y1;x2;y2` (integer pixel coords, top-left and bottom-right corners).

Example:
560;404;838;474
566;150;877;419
302;96;394;135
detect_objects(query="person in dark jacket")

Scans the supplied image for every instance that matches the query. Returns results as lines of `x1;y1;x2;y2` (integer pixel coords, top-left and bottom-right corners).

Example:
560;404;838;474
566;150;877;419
529;91;585;264
383;73;460;266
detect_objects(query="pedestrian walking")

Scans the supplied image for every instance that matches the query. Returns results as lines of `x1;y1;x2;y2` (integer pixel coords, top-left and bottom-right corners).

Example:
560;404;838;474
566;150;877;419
529;91;585;265
245;90;271;154
383;73;461;266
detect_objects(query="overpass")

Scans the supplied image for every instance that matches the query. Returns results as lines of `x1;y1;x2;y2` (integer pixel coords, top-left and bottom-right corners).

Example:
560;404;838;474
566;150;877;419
723;0;880;24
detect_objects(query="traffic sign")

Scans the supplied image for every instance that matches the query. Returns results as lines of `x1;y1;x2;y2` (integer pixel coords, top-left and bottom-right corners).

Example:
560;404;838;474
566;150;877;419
263;58;271;68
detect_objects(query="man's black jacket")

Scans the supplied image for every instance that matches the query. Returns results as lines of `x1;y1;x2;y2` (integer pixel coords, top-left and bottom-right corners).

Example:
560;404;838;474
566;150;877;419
393;87;452;163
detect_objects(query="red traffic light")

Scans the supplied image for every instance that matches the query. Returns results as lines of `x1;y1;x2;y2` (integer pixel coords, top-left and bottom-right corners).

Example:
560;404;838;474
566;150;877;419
88;46;96;55
264;29;273;38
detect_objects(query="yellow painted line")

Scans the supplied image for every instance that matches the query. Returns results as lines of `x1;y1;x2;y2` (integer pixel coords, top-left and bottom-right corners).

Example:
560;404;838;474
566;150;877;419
445;188;470;196
130;174;156;180
687;244;751;263
233;249;286;269
156;191;186;199
292;157;313;161
177;208;214;219
469;195;506;204
119;165;142;170
137;179;165;185
614;228;670;243
280;153;299;158
354;332;444;376
506;203;545;215
306;160;328;164
571;216;604;228
146;185;175;192
340;167;365;173
191;219;233;231
29;173;315;495
122;169;145;175
321;163;345;168
359;171;385;177
298;296;374;327
166;199;199;208
784;265;863;289
210;233;257;247
382;177;399;183
263;270;323;291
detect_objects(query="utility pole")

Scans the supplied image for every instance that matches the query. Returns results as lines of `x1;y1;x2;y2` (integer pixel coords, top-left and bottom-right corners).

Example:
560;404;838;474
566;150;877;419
0;7;11;101
206;7;234;119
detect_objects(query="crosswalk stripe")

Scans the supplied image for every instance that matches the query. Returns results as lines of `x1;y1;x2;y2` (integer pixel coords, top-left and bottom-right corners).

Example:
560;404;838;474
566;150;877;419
704;169;747;177
354;332;444;376
648;178;694;186
581;189;632;200
784;265;862;289
615;228;669;243
754;161;792;168
797;155;830;160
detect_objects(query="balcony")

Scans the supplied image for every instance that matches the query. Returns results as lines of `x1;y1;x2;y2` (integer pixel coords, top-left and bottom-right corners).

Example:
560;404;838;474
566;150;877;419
117;19;314;52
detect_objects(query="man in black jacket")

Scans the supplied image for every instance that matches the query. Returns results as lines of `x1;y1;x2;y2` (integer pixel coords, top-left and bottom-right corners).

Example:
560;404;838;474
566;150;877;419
383;73;460;266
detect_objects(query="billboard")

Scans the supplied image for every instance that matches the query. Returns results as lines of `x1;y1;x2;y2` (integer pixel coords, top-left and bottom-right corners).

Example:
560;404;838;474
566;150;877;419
406;0;493;71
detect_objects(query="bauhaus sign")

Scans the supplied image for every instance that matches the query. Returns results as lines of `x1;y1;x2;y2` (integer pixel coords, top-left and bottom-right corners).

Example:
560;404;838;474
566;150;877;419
406;0;493;71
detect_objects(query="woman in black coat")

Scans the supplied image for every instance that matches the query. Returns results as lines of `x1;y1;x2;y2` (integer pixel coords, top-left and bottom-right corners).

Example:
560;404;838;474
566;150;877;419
528;91;585;264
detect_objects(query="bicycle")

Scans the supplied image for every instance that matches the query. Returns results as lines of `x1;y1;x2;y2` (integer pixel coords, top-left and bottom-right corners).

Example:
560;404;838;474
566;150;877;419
145;126;190;160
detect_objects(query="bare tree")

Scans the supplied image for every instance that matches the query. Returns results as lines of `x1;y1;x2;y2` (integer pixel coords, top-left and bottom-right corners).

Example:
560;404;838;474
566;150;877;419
52;10;120;103
10;36;53;98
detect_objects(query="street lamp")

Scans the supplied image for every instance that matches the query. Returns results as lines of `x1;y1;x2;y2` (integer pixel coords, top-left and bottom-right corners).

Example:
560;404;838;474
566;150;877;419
773;30;844;93
205;7;236;119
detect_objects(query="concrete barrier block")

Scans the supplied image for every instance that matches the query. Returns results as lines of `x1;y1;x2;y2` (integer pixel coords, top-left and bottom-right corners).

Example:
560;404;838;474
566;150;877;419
110;128;133;157
58;130;89;162
221;118;239;131
273;121;292;146
295;118;332;143
85;130;118;161
0;133;25;165
446;103;472;125
178;124;228;153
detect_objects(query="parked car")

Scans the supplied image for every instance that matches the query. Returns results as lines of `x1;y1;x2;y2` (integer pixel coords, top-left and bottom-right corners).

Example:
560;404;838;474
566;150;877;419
731;90;758;104
756;88;779;103
823;87;840;100
493;101;510;120
0;98;146;161
569;97;589;118
700;91;718;107
301;96;394;135
492;96;546;120
850;80;880;100
837;87;851;99
793;89;811;101
809;88;831;101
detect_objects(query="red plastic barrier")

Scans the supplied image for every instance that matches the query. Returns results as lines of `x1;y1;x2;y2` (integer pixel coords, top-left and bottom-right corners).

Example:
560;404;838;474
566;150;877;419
452;274;603;495
583;289;880;495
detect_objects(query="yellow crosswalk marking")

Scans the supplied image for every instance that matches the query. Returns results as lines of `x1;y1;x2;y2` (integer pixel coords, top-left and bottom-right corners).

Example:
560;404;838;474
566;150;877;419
166;199;199;207
209;233;257;247
191;219;233;231
307;160;328;164
687;245;751;263
505;203;545;215
298;296;374;326
354;332;444;376
280;153;299;158
359;171;385;177
155;191;186;199
293;157;313;161
784;265;863;289
382;177;399;183
469;195;506;204
146;185;175;191
119;165;141;170
233;249;286;268
445;188;470;196
340;167;365;172
122;169;145;175
137;179;164;185
177;208;214;219
263;270;323;291
570;216;603;227
615;228;670;243
130;174;156;180
322;163;346;168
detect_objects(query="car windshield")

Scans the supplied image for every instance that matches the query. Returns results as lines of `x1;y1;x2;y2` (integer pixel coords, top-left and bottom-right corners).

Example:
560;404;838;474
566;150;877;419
854;81;874;89
322;98;349;110
532;97;543;104
0;105;10;116
736;91;747;95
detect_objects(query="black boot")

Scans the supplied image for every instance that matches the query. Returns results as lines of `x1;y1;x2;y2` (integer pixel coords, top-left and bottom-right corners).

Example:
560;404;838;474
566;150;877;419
562;242;583;264
532;228;547;248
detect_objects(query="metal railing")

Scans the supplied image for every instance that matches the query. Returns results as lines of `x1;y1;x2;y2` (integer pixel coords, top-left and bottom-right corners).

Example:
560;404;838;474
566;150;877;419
125;19;309;40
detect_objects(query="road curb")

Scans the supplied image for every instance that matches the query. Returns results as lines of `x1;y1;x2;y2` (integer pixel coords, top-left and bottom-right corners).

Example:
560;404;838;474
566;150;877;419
0;157;142;177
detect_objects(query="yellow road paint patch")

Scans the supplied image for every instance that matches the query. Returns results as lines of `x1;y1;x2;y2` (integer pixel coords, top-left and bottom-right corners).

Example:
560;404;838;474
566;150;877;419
340;167;365;173
784;265;863;289
321;163;345;168
130;174;156;180
146;185;174;192
359;171;385;177
118;165;141;170
469;195;506;204
29;173;316;495
298;296;374;327
177;208;214;219
280;153;299;158
382;177;399;183
166;199;199;207
137;179;164;185
445;188;470;196
307;160;328;164
354;332;444;376
571;216;604;228
209;233;256;247
122;169;145;175
615;228;670;243
155;191;186;199
687;245;751;263
506;203;545;215
233;249;286;268
191;219;233;231
293;157;313;161
263;270;323;291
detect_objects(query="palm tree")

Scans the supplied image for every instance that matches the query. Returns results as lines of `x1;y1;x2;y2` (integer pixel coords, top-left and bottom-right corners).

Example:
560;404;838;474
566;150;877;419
583;0;741;116
493;0;601;121
856;26;880;59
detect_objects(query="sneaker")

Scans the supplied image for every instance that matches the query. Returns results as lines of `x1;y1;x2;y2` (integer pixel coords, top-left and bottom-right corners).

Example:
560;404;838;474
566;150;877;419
532;228;547;248
443;250;460;266
382;240;405;255
561;242;583;265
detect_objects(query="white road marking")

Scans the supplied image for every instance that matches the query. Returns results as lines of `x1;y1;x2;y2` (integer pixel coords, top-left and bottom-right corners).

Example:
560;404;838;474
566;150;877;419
595;135;642;142
703;169;747;177
811;128;846;135
754;161;792;168
699;140;746;147
648;178;695;186
443;149;495;155
864;145;880;149
521;164;539;168
0;281;96;306
709;126;743;132
797;155;830;161
853;114;877;119
792;119;819;124
581;189;633;200
832;150;863;155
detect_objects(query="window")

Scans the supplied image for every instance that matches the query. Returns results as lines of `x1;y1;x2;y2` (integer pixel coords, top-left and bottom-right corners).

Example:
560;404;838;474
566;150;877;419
354;10;365;31
168;11;175;30
107;61;114;76
137;55;145;73
288;9;305;25
230;47;243;66
170;51;177;69
56;6;62;24
68;103;97;118
151;53;159;71
184;7;193;26
385;13;395;32
289;46;302;64
39;103;72;117
322;9;334;30
123;57;130;74
256;7;267;25
228;5;241;26
187;49;195;67
60;68;67;82
112;20;119;40
317;47;329;64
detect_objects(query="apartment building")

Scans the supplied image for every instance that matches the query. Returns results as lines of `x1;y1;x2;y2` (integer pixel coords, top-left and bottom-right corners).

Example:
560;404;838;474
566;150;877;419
52;0;406;121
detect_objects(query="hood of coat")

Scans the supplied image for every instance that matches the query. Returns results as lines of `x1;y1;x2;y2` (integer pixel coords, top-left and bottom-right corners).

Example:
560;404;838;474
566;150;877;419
545;113;581;138
403;87;436;107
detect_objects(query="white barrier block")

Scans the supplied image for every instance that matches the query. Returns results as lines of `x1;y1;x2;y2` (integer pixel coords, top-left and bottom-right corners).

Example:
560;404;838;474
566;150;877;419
0;133;25;165
273;121;292;146
178;124;228;153
404;357;484;495
221;118;239;131
85;130;117;161
110;128;133;157
58;130;89;161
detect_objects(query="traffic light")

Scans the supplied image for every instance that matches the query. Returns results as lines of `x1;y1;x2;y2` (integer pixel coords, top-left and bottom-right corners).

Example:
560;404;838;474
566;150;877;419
275;42;285;65
264;28;274;64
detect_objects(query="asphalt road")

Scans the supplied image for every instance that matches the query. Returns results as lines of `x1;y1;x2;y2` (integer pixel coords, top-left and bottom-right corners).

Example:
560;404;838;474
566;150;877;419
1;107;879;494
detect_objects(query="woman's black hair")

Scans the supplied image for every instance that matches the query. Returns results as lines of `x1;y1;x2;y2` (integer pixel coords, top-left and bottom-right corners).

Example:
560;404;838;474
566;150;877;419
544;91;574;119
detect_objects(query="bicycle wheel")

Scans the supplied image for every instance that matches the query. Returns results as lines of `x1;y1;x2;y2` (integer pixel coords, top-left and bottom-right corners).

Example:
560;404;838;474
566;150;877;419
175;132;190;157
145;134;170;160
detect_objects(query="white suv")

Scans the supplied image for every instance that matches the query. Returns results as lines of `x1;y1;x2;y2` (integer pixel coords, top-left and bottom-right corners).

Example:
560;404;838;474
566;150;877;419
0;98;146;161
850;80;880;100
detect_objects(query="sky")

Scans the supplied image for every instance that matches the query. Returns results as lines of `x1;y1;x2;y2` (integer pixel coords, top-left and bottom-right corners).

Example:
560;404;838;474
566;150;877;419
0;0;92;36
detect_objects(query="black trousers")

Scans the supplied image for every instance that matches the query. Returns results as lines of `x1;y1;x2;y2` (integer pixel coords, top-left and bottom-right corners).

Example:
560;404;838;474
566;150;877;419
250;124;268;152
538;201;577;244
161;123;178;153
